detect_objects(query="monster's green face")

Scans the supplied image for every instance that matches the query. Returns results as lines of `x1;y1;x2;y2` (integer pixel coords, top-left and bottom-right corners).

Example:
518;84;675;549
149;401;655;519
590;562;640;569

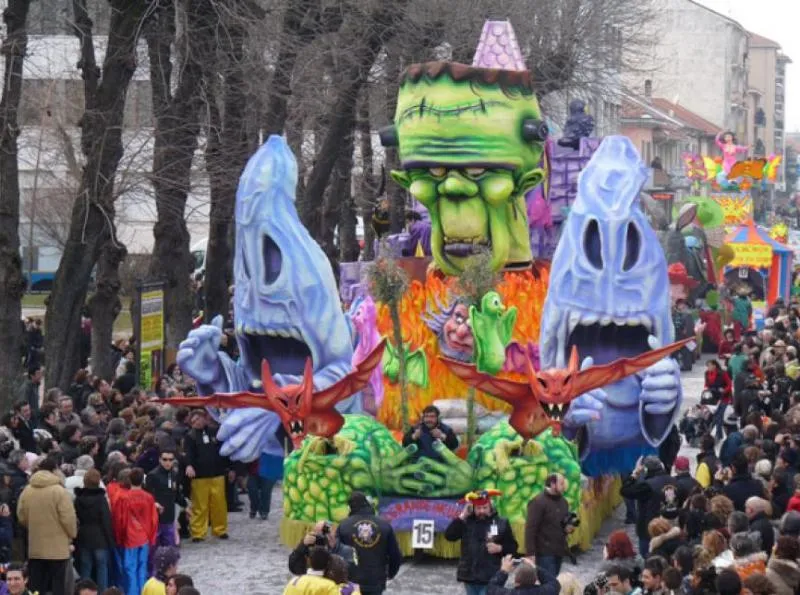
386;62;547;275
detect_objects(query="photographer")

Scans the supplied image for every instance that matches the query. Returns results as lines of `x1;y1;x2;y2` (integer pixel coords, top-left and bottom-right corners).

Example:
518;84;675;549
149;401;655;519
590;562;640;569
525;473;574;577
445;489;517;594
288;520;357;579
487;555;560;595
402;405;458;462
620;456;676;557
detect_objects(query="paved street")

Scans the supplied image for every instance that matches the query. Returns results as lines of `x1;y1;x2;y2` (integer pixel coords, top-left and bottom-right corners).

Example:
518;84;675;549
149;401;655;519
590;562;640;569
180;358;707;593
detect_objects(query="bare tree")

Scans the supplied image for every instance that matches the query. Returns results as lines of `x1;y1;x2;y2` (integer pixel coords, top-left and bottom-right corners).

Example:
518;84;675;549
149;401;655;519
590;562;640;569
44;0;150;388
0;0;32;404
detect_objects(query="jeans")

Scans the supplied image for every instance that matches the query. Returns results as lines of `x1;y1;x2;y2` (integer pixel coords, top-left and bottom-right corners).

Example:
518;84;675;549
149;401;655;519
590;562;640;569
713;403;728;439
465;584;488;595
639;536;650;558
78;548;109;591
247;475;275;517
536;555;562;577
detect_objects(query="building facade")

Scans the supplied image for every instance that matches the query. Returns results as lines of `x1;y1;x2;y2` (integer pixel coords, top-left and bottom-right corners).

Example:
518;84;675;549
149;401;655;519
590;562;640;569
746;32;792;159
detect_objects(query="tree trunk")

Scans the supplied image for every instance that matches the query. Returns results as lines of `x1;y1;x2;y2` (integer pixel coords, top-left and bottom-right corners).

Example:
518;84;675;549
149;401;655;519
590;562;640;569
357;96;376;261
146;0;213;346
383;50;406;235
44;0;147;390
337;125;359;264
0;0;32;405
299;3;408;235
203;16;253;323
88;241;125;380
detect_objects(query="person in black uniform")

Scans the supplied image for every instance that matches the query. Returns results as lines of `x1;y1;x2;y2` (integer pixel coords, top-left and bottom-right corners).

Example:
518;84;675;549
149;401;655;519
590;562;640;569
144;447;189;550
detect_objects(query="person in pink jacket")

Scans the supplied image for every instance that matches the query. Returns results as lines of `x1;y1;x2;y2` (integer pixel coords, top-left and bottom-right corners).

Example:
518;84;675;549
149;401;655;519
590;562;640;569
716;131;749;174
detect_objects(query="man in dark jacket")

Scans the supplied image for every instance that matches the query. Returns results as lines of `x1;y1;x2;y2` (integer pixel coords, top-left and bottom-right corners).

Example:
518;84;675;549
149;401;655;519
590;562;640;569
337;491;402;595
445;490;517;592
145;447;188;548
183;409;232;542
488;555;560;595
402;405;459;462
17;366;42;420
722;451;766;511
719;424;757;468
745;496;774;555
74;469;114;590
672;456;700;506
620;456;676;557
525;473;573;577
112;361;137;396
288;520;357;578
12;402;37;452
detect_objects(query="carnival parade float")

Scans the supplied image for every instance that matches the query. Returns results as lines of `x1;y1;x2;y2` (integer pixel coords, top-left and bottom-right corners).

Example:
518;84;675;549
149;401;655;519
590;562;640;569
172;21;690;557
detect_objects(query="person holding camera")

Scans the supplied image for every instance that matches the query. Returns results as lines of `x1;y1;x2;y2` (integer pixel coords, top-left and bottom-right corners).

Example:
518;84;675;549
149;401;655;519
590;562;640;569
524;473;574;578
620;456;676;557
288;520;357;579
487;555;560;595
445;489;517;595
402;405;458;462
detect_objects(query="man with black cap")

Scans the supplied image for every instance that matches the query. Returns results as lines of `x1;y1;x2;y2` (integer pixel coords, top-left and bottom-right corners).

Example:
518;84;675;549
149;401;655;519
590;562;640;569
337;491;402;594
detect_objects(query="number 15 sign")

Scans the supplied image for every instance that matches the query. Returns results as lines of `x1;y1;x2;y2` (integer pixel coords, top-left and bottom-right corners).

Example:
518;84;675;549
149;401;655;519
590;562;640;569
411;519;435;549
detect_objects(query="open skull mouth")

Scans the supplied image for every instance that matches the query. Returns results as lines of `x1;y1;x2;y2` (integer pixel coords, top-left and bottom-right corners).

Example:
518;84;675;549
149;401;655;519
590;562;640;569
237;330;312;384
541;402;570;421
566;313;653;366
288;420;304;436
443;236;490;257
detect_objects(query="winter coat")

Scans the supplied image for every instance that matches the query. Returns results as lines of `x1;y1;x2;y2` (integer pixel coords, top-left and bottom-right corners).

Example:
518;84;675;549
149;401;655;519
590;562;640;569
74;486;114;550
16;470;77;560
13;420;37;453
112;488;158;548
766;558;800;595
649;527;686;561
401;421;459;462
145;466;187;524
487;567;561;595
445;513;518;585
337;504;402;592
722;474;766;511
184;427;229;478
621;471;677;538
283;573;340;595
524;490;569;556
288;539;356;579
732;552;767;581
65;470;106;499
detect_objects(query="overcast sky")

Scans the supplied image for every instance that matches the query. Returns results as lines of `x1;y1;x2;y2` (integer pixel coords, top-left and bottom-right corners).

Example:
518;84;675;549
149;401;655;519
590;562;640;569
696;0;799;131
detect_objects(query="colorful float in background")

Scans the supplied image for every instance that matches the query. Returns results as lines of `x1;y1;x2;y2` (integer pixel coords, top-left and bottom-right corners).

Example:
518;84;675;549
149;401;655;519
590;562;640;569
173;20;690;558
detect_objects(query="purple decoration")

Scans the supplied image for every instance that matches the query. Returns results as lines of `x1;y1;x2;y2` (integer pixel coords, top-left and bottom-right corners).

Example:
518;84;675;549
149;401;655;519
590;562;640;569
503;341;541;373
349;295;384;409
472;20;526;71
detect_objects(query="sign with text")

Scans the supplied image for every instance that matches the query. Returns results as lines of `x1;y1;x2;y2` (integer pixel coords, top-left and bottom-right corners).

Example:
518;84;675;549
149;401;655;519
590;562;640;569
411;519;435;549
137;284;165;389
378;498;461;532
710;192;753;225
729;242;773;268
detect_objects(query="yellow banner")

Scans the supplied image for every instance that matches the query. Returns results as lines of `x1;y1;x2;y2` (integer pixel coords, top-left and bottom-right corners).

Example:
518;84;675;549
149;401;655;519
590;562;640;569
711;193;753;225
140;289;164;350
729;242;773;268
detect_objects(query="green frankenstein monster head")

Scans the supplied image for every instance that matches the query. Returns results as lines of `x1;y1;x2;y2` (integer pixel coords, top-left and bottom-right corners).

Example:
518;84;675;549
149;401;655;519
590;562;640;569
381;62;547;275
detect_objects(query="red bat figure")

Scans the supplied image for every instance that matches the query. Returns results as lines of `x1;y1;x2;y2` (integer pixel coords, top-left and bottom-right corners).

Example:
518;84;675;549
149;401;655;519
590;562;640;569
442;338;692;440
163;340;386;449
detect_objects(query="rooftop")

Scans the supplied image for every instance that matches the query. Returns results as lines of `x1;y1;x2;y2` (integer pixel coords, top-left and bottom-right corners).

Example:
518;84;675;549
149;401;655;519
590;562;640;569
748;31;781;49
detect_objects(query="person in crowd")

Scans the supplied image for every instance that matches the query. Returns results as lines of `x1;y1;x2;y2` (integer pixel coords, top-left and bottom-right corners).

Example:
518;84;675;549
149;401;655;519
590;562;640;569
12;401;36;452
601;530;643;580
621;457;676;557
142;546;181;595
166;574;195;595
5;563;35;595
324;554;361;595
695;434;720;488
723;451;767;511
641;557;667;595
716;568;743;595
445;489;518;595
145;447;189;551
18;366;42;420
730;533;767;581
247;451;280;520
114;467;158;595
486;555;560;595
745;497;775;555
60;424;82;465
289;519;357;578
38;402;60;439
671;456;699;507
647;518;685;561
68;369;94;413
705;360;732;438
524;473;573;576
113;361;137;396
75;579;99;595
765;535;800;595
338;491;402;595
183;409;231;542
402;405;459;462
605;564;643;595
16;455;77;595
66;454;101;498
57;397;81;431
283;546;341;595
74;468;114;591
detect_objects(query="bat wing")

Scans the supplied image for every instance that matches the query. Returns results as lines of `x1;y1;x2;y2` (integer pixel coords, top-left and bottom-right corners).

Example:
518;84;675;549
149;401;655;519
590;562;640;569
161;392;275;411
440;357;532;406
314;339;387;410
570;338;692;397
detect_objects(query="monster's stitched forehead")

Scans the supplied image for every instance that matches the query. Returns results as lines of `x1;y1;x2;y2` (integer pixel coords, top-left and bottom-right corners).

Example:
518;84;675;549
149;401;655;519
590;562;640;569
395;62;544;171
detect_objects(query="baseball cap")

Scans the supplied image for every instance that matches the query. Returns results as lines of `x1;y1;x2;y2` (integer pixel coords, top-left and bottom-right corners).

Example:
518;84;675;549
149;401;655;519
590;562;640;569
674;456;690;472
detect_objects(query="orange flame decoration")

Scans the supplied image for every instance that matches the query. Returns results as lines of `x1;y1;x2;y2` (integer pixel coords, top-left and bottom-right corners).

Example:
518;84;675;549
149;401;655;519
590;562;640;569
374;267;550;430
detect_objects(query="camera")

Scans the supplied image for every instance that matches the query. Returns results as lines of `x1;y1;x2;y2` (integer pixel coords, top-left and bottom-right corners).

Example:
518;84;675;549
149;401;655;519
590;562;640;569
314;522;331;546
561;512;580;529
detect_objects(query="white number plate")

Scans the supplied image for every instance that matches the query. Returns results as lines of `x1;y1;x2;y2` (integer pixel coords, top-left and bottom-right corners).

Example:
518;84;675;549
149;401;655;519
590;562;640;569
411;519;435;549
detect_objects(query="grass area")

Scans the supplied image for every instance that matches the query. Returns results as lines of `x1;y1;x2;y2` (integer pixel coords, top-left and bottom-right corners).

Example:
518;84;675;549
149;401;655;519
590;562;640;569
22;293;134;336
